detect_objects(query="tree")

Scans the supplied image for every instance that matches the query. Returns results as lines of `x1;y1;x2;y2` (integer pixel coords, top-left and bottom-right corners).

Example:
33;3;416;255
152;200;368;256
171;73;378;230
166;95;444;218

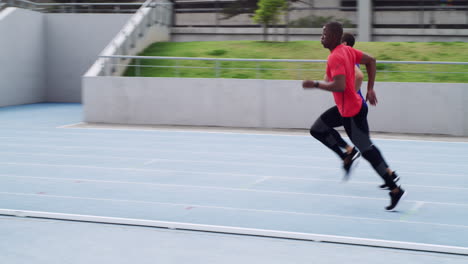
252;0;287;41
222;0;300;19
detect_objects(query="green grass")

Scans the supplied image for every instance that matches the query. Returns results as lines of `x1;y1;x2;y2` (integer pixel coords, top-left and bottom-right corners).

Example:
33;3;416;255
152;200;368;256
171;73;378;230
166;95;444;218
123;41;468;83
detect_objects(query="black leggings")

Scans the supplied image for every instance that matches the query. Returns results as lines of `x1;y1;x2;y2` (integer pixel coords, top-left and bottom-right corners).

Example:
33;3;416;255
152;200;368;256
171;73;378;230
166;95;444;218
310;105;397;189
309;106;348;158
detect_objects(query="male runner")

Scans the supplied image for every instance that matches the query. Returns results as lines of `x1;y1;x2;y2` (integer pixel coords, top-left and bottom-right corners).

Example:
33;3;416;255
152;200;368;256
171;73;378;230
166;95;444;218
303;22;405;211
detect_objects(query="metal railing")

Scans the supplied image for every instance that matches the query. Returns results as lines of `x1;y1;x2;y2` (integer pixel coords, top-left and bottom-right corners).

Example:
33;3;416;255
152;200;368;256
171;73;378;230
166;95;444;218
86;0;173;76
99;55;468;83
2;0;146;13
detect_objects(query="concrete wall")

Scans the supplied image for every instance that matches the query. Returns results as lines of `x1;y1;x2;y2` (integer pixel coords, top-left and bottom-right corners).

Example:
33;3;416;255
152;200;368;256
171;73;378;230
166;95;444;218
171;28;328;42
0;8;133;104
0;8;46;107
373;28;468;42
45;13;131;102
82;77;468;136
0;6;172;104
373;10;468;25
174;9;467;28
368;82;468;136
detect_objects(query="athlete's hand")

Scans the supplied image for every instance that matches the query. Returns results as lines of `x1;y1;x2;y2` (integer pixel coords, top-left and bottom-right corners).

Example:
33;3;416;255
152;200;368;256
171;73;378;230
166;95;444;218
366;89;378;106
302;80;316;89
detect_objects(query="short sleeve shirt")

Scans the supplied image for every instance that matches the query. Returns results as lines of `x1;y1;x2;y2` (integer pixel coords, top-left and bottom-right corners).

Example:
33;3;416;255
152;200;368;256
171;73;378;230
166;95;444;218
326;44;363;117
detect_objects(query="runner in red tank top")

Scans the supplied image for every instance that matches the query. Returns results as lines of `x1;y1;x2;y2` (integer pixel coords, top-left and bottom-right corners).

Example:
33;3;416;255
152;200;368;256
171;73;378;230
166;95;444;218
327;44;363;117
302;22;406;211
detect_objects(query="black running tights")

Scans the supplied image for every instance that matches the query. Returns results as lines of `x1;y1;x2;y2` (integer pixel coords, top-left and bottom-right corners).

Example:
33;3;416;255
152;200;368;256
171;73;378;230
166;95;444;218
310;105;397;190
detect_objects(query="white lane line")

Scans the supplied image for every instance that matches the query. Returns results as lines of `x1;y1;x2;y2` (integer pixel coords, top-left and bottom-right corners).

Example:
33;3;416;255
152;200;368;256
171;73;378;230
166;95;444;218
2;143;468;167
373;138;468;144
0;131;468;153
3;151;468;174
246;176;271;188
0;142;335;161
1;160;468;190
0;194;467;230
2;176;387;201
1;172;468;191
57;122;83;129
143;159;158;165
4;142;468;164
0;157;340;170
1;208;467;255
410;201;426;212
0;161;338;173
400;201;426;221
15;124;468;144
58;125;311;137
2;134;468;156
0;133;309;144
0;138;327;156
1;175;468;207
1;151;145;161
402;184;468;191
405;171;468;178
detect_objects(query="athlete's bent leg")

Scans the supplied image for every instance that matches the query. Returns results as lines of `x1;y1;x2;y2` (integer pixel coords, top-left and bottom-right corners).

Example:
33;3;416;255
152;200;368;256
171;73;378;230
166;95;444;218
343;105;405;210
310;106;348;159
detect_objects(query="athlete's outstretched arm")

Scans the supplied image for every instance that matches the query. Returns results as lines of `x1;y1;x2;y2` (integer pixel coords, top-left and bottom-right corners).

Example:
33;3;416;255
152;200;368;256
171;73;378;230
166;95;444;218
303;75;345;92
360;52;377;105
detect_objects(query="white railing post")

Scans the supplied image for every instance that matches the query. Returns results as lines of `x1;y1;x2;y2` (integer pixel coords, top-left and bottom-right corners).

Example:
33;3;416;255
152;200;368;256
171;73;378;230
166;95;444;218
85;0;176;77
